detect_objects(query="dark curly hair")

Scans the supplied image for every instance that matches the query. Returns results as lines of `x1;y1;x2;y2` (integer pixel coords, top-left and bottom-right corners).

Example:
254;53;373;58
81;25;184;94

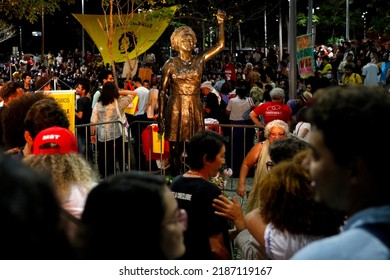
258;150;345;236
24;98;69;139
2;92;47;149
98;82;119;106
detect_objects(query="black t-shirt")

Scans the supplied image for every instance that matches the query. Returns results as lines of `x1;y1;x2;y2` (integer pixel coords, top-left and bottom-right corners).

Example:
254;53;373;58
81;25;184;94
76;96;92;134
204;92;225;123
170;175;231;260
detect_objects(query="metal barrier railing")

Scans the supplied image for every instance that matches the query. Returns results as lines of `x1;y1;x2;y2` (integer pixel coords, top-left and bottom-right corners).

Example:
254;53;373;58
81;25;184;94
76;120;261;183
75;119;129;179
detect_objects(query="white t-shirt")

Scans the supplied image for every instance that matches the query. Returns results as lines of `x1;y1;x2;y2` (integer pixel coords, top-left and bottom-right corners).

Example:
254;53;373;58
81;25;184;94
264;223;320;260
62;182;97;219
226;97;253;121
134;86;150;116
293;121;311;141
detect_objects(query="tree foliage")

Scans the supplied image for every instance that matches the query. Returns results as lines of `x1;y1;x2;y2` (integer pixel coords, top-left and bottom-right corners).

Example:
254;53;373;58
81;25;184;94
0;0;75;23
0;20;17;43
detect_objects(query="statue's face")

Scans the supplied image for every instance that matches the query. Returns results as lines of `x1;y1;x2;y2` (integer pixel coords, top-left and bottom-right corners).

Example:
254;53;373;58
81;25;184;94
179;34;195;53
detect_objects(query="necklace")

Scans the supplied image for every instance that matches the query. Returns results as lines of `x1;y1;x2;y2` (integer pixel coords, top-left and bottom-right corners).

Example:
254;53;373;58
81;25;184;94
180;55;193;66
181;59;192;66
185;170;206;180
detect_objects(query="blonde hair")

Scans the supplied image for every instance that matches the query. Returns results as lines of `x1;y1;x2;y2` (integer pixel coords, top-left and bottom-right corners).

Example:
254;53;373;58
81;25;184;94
23;153;99;202
170;26;197;52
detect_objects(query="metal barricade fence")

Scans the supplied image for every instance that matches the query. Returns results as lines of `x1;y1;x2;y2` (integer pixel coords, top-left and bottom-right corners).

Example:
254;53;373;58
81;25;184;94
76;120;261;183
128;121;261;179
75;120;130;179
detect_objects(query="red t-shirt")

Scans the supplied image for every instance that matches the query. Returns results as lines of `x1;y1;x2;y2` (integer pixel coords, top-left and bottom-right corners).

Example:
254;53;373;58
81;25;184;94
252;101;292;124
223;63;237;82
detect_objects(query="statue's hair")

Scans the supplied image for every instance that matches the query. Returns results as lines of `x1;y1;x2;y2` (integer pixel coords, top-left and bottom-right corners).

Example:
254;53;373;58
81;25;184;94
170;26;197;52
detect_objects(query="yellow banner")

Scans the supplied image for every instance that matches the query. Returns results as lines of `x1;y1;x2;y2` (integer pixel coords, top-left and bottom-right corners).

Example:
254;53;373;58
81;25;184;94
48;90;76;134
72;6;178;63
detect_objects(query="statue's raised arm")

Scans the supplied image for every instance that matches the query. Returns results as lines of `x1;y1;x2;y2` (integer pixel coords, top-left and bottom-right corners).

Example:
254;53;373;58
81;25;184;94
204;10;226;62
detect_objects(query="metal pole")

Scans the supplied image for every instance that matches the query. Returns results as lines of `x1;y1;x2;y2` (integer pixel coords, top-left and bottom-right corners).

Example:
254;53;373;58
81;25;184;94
238;24;242;50
346;0;350;41
289;0;297;100
362;12;367;39
307;0;314;46
19;26;22;52
279;6;283;61
41;10;45;64
307;0;313;35
264;10;267;57
82;0;85;62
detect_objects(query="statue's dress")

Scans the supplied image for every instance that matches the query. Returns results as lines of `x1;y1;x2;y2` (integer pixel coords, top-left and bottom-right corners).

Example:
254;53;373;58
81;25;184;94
164;55;205;142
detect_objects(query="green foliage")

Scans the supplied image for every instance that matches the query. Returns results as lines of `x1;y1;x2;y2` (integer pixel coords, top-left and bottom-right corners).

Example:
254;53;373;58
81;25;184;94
297;13;319;26
326;35;344;46
0;0;75;23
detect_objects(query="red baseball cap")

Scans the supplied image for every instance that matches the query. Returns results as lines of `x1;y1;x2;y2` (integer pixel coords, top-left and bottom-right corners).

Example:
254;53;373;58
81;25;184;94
33;126;78;155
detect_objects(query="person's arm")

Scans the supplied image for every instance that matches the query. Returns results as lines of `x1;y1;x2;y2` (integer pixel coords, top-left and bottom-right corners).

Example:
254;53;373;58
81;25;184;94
298;127;309;139
75;110;83;119
75;99;83;119
118;90;137;98
249;110;263;127
209;233;231;259
213;195;245;232
244;208;267;247
90;107;98;144
237;143;262;197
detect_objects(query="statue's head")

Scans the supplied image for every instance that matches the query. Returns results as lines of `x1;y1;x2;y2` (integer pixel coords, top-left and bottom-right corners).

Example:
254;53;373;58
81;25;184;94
170;26;197;52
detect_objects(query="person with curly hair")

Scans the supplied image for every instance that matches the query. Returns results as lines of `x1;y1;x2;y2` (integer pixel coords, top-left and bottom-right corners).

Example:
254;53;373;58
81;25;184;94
23;126;99;242
246;150;345;259
1;92;47;155
214;149;345;260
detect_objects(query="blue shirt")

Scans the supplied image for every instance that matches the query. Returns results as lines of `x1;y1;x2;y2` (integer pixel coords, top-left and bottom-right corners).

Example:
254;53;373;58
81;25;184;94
292;205;390;260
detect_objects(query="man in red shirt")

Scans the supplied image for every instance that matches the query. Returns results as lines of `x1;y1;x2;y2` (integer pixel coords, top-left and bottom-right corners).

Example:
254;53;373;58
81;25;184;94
249;87;292;131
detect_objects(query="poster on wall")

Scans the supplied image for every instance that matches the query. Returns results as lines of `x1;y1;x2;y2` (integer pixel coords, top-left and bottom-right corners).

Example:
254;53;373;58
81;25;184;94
296;34;315;79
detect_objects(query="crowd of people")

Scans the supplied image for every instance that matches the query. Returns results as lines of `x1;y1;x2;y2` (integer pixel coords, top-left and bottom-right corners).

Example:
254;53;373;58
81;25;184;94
0;30;390;260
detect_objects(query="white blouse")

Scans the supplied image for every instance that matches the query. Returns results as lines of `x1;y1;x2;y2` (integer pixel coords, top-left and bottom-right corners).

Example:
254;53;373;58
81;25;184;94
264;223;321;260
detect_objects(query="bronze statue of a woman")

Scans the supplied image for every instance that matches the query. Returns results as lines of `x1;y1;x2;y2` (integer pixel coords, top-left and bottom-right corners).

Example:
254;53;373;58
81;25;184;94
158;10;226;175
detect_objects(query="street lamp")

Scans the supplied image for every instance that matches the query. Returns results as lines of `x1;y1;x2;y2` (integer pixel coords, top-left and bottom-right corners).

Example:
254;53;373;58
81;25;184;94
362;11;368;39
